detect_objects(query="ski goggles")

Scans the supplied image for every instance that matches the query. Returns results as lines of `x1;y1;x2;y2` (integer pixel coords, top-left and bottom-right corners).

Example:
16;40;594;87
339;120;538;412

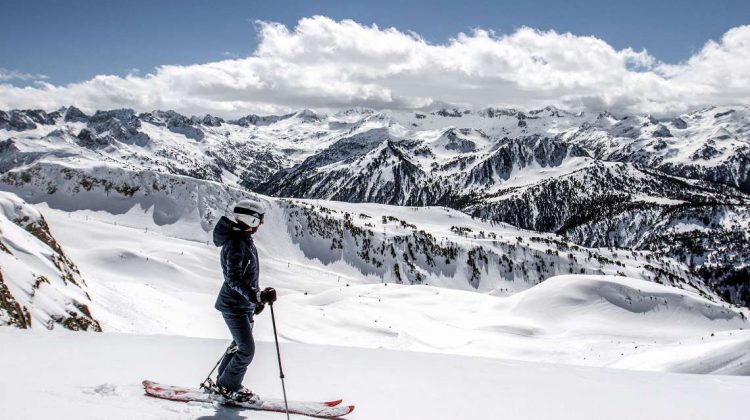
234;207;264;228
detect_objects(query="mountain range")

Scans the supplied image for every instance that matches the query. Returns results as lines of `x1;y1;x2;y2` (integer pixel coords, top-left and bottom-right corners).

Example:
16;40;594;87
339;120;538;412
0;104;748;316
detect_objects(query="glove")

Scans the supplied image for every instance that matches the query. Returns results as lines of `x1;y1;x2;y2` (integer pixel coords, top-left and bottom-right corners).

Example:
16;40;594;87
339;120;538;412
260;287;277;304
249;289;261;304
253;302;265;315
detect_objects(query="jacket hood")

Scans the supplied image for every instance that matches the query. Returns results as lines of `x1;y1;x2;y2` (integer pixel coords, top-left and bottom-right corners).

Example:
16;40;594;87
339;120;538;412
213;215;249;246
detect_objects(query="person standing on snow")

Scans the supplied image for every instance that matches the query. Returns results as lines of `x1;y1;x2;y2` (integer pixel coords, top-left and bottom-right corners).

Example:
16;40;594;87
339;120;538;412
211;197;277;403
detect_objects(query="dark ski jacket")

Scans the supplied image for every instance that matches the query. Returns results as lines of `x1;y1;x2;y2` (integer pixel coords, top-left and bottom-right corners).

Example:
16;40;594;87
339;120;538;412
213;216;260;314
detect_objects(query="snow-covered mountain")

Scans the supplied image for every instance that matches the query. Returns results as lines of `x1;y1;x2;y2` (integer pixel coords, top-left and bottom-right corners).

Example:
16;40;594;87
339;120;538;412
2;104;747;306
564;107;750;193
0;191;99;330
6;190;747;375
2;103;750;419
0;164;704;296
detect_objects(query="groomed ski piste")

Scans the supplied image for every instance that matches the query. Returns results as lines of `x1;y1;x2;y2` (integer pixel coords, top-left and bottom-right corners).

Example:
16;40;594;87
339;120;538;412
1;191;750;419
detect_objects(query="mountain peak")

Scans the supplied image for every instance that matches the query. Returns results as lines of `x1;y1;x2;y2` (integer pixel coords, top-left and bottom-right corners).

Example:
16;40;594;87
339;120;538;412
294;108;325;122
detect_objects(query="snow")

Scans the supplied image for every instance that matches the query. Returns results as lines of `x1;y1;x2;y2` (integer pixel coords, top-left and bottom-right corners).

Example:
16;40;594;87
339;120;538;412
631;194;686;205
486;156;593;192
1;103;749;418
567;105;750;172
3;105;748;198
28;202;748;377
2;329;749;420
0;192;746;419
0;192;96;330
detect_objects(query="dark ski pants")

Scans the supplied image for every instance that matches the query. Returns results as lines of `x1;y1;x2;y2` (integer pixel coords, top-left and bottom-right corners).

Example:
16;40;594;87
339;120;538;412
217;312;255;391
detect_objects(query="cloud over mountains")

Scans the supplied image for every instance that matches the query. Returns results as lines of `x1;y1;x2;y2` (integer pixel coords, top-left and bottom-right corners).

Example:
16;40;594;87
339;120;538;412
1;16;748;116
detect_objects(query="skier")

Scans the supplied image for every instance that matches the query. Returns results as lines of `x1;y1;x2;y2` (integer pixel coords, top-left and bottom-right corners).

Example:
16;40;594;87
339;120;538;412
210;197;277;403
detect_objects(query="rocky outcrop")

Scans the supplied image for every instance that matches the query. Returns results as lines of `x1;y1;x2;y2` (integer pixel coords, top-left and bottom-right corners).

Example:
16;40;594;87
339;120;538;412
87;108;150;146
0;191;101;331
0;109;57;131
63;106;89;123
140;110;204;141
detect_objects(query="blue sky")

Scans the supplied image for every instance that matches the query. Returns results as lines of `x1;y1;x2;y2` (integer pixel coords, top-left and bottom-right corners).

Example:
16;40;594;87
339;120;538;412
1;1;748;116
2;0;749;85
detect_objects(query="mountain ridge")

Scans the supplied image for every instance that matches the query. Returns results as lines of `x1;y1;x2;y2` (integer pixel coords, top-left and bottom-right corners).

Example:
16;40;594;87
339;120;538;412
1;103;748;305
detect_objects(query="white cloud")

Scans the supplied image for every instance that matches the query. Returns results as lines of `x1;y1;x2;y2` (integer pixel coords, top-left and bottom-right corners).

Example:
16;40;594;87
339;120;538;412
0;68;48;82
0;16;748;117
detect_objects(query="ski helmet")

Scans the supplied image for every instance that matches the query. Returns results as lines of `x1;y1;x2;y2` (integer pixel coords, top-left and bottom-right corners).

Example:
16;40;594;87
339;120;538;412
232;198;265;229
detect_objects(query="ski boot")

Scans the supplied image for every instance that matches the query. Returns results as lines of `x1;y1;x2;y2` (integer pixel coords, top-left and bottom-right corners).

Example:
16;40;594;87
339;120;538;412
212;381;260;404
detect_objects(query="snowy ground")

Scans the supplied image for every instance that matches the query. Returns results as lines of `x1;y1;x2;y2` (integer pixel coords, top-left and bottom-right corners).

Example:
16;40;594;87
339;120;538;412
2;329;750;420
35;204;750;375
3;200;749;419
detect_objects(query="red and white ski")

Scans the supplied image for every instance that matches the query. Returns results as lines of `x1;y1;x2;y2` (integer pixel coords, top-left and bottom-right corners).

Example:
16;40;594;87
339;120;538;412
142;380;355;418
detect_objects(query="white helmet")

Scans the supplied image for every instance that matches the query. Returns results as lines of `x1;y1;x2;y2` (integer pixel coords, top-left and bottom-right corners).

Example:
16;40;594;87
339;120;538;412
232;198;265;228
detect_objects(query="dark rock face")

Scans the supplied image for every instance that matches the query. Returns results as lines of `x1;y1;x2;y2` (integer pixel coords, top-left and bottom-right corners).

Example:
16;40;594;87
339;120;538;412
436;108;463;117
608;118;642;139
671;117;688;129
464;136;589;187
87;109;150;146
479;108;523;118
64;106;89;123
0;110;45;131
262;133;593;209
26;109;58;125
714;109;735;119
259;127;393;198
691;145;722;160
263;140;440;206
0;139;17;155
229;113;294;127
193;114;224;127
168;124;204;141
443;129;477;153
0;139;21;172
0;109;60;131
652;124;673;138
88;108;139;126
140;110;204;141
75;128;112;148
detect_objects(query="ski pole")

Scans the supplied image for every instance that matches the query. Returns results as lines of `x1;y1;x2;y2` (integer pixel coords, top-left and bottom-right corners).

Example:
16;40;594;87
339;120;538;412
201;342;237;389
270;302;290;420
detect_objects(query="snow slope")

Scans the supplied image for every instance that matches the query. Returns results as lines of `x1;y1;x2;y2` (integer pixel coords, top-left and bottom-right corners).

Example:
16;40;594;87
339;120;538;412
32;200;749;375
2;329;749;420
0;192;99;330
0;174;747;418
2;161;710;297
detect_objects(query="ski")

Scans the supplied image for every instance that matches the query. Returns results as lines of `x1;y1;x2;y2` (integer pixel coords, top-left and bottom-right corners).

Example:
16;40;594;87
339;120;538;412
142;380;355;418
